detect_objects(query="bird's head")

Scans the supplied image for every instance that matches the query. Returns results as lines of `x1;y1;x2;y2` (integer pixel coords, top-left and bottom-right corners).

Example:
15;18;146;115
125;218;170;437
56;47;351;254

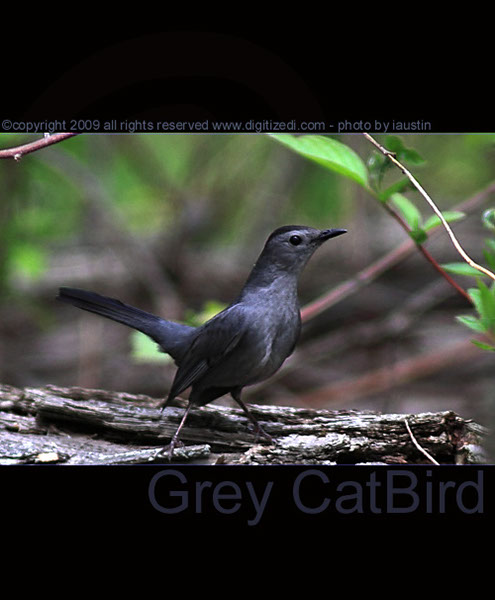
245;225;347;289
262;225;347;270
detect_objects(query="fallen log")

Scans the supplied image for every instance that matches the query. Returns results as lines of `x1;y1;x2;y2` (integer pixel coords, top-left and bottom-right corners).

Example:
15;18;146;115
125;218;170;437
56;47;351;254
0;383;488;465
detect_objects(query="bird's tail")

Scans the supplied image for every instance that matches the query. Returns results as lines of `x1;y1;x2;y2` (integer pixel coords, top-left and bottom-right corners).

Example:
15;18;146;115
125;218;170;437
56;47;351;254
57;287;161;332
57;287;194;361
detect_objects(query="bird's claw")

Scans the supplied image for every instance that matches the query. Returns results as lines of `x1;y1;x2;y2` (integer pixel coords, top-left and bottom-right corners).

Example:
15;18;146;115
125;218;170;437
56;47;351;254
166;438;185;461
252;423;275;445
152;438;184;462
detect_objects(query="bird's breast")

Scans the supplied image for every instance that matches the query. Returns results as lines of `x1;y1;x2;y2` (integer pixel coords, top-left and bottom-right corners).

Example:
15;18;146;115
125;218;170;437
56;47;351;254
241;303;300;382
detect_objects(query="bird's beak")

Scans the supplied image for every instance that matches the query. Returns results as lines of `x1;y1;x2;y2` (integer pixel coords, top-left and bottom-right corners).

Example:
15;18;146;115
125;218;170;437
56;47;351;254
318;228;347;241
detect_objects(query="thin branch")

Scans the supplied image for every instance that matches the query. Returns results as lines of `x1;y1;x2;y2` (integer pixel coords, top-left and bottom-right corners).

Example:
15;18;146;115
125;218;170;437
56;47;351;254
298;337;480;407
363;133;495;282
404;418;440;465
381;201;472;303
301;236;416;321
301;178;495;323
0;133;79;160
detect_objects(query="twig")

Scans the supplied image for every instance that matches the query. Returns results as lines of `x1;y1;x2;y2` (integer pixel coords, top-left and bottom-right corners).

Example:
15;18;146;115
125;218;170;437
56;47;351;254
301;180;495;322
404;418;440;465
301;236;416;321
381;201;472;303
0;133;79;160
298;337;480;406
363;133;495;282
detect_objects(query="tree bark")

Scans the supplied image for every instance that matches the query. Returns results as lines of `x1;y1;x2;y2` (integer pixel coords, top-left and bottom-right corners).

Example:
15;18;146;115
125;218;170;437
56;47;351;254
0;383;488;465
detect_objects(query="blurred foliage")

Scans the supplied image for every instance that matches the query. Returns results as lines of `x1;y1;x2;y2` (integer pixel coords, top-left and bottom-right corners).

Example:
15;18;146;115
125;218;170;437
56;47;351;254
183;299;228;327
457;278;495;352
447;233;495;351
0;133;349;295
131;299;227;363
130;331;171;364
1;132;495;299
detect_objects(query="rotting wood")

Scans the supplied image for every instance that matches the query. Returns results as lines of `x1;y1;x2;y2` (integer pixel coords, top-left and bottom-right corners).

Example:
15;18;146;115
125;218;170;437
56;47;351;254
0;383;488;465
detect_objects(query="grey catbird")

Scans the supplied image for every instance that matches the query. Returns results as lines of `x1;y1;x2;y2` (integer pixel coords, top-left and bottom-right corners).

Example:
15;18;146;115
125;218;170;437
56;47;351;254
57;225;346;456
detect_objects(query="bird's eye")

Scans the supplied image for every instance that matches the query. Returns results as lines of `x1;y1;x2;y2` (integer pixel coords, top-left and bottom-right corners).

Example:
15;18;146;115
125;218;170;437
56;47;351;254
289;235;302;246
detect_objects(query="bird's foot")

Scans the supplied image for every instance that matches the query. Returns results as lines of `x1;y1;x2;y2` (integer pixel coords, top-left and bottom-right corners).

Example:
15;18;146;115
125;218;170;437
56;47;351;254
166;437;185;461
252;423;275;445
152;438;184;462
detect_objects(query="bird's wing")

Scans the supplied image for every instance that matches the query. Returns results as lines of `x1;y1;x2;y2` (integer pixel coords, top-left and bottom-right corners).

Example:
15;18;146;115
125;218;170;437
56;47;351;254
166;304;247;400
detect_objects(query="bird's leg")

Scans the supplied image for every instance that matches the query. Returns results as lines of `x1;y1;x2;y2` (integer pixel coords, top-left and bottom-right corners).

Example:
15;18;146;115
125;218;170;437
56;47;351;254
231;389;274;444
163;400;194;460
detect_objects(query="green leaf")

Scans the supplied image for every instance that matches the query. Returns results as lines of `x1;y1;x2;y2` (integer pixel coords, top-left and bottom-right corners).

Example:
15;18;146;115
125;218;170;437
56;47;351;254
8;243;47;281
383;136;403;153
485;239;495;254
184;300;226;327
477;279;495;329
471;339;495;351
366;152;387;174
456;315;487;334
378;177;414;202
401;148;425;165
385;136;425;165
442;262;487;277
423;211;466;232
410;228;427;244
482;208;495;231
130;331;171;364
482;248;495;272
270;134;369;188
468;287;483;315
367;152;391;192
390;193;421;230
